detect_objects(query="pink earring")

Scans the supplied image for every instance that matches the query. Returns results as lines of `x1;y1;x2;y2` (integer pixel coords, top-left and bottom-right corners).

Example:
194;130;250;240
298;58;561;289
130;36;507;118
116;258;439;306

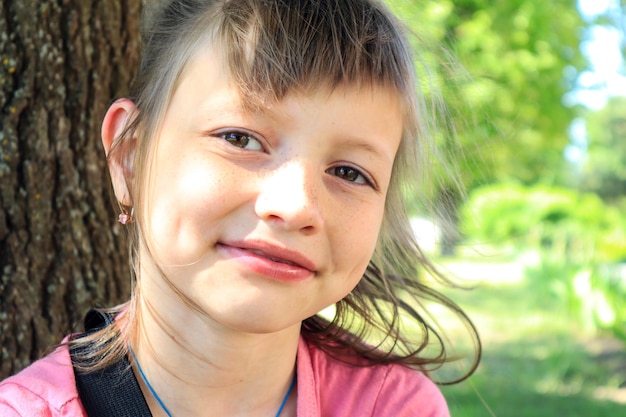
118;207;134;225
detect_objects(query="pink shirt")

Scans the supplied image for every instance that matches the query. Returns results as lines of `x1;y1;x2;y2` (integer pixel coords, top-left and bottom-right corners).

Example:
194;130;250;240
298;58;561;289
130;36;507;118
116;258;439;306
0;337;449;416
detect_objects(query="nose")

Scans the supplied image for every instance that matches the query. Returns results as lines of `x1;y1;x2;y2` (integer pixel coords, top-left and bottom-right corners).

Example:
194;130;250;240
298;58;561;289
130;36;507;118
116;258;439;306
254;161;324;234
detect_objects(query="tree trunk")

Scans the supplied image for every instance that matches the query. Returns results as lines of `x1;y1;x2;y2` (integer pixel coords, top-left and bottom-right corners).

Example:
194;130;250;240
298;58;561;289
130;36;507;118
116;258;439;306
436;187;460;257
0;0;141;379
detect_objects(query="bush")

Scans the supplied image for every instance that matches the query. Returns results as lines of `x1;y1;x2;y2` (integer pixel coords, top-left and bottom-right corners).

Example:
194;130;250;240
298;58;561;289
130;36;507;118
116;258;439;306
462;183;626;262
461;183;626;340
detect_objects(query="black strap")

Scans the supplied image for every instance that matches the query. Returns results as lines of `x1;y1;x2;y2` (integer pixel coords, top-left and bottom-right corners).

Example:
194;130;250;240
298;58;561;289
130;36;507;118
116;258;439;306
70;309;153;417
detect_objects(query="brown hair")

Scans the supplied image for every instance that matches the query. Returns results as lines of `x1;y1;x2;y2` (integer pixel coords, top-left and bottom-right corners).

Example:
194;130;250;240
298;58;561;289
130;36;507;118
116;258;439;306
74;0;480;384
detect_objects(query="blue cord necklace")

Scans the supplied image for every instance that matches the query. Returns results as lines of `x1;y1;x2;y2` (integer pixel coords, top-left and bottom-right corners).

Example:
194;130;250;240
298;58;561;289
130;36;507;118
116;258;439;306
129;346;296;417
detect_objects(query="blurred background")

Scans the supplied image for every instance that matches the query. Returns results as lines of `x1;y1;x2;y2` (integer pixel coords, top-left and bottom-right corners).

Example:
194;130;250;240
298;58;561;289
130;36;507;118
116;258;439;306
0;1;624;414
387;0;626;415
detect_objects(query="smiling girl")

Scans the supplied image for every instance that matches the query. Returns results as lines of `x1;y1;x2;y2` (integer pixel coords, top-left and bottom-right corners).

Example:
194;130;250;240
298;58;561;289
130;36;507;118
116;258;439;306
0;1;479;416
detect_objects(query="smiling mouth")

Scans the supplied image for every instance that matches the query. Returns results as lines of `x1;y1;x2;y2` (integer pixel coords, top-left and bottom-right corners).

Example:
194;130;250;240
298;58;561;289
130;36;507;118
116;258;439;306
224;240;317;271
216;241;316;282
247;249;300;267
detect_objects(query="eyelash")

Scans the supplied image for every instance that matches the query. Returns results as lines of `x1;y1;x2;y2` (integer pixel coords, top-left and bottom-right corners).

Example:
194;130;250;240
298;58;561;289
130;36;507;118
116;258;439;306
326;165;375;188
219;130;264;151
216;130;376;189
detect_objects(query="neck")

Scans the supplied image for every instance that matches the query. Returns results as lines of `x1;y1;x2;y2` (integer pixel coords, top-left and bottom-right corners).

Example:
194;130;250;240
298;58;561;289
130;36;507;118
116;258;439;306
131;278;300;417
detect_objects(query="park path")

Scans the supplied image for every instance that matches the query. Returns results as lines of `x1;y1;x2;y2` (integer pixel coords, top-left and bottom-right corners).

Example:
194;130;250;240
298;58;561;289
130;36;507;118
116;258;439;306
438;258;626;405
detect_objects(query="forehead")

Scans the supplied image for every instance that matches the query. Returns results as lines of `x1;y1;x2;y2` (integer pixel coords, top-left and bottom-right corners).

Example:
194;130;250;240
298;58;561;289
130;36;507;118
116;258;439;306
161;48;404;162
175;45;404;119
172;43;408;117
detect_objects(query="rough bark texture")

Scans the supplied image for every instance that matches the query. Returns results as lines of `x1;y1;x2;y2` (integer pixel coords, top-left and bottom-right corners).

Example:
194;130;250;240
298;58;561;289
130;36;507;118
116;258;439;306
0;0;141;379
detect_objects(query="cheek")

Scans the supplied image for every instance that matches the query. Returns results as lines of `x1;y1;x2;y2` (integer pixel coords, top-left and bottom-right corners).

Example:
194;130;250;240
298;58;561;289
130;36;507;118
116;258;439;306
324;214;381;310
332;202;384;278
146;154;242;264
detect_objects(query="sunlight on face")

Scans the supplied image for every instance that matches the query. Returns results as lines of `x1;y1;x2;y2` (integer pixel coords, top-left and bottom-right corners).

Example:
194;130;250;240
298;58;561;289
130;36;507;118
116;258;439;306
139;47;404;334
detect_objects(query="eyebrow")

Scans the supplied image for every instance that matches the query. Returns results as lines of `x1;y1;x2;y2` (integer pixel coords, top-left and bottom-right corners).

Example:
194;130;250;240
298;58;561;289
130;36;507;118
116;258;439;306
337;136;397;164
204;97;399;163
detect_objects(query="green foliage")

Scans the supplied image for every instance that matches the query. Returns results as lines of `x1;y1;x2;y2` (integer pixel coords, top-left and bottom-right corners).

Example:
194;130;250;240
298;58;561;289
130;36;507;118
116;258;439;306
523;261;626;344
580;96;626;201
439;272;626;416
389;0;587;189
462;183;625;259
461;182;626;341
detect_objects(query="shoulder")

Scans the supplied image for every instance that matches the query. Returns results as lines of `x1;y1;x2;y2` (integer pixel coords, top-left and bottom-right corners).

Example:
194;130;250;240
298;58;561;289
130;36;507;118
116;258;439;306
0;343;86;417
369;360;449;417
297;337;449;417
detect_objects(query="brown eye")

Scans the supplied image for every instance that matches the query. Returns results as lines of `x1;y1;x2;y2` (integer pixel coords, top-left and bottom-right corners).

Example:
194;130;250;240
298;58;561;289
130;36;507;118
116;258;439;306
329;166;369;185
222;132;262;150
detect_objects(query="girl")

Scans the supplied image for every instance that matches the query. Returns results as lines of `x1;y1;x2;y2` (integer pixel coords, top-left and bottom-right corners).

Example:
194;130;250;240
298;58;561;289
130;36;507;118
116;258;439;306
0;0;480;416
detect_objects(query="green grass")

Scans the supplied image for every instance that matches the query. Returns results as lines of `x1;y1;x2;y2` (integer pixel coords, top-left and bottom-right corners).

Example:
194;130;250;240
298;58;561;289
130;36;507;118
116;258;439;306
435;259;626;417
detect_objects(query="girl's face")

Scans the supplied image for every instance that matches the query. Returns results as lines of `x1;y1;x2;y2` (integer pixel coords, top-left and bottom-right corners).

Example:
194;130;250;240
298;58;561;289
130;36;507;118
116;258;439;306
139;48;403;334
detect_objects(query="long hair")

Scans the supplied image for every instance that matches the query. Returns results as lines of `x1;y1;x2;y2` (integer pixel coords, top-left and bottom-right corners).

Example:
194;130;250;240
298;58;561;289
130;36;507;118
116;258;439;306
73;0;480;384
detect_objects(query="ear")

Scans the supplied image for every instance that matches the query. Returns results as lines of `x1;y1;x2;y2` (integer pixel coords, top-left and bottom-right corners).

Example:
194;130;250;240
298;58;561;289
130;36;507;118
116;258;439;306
101;98;138;207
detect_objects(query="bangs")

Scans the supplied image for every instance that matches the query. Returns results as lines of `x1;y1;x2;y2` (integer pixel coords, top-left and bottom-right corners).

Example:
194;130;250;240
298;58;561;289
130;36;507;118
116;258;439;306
217;0;414;103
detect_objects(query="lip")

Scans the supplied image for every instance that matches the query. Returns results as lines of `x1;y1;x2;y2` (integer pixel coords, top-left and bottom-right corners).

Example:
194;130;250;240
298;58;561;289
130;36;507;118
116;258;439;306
216;240;317;282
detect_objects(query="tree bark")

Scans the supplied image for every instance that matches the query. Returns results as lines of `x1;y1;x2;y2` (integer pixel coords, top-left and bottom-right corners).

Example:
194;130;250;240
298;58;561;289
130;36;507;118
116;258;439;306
0;0;141;379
